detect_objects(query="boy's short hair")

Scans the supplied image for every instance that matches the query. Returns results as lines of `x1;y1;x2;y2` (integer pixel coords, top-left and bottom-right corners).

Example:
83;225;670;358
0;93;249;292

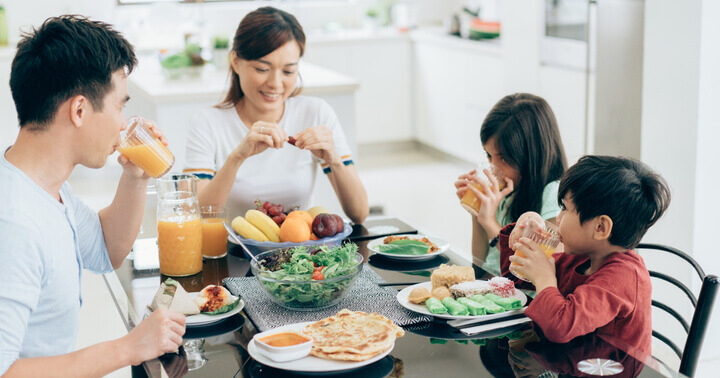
558;155;671;249
10;15;137;130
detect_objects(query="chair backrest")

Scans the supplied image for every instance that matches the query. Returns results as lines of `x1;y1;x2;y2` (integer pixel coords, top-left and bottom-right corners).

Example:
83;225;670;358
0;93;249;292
635;243;719;377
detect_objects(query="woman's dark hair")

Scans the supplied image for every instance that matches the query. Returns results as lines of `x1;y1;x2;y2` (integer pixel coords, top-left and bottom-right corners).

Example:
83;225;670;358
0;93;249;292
10;15;137;130
218;7;305;108
480;93;567;223
558;155;671;249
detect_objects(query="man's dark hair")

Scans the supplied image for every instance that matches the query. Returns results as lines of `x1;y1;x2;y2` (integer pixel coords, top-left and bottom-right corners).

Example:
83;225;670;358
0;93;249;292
10;15;137;130
558;155;671;249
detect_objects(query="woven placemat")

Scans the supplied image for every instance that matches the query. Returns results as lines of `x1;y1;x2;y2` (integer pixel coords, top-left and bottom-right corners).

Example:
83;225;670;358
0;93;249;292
223;266;432;332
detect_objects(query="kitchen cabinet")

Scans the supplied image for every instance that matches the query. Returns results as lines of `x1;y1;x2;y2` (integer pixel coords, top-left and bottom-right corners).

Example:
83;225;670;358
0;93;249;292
304;34;412;144
412;36;504;163
538;65;594;164
0;48;18;150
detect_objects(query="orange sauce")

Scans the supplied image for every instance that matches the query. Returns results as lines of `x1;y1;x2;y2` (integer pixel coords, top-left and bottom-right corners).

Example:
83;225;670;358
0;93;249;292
259;332;311;347
117;139;174;178
201;218;228;258
158;217;203;277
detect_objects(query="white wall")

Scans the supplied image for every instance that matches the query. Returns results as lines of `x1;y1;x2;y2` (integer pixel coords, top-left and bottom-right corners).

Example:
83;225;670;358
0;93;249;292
642;0;720;364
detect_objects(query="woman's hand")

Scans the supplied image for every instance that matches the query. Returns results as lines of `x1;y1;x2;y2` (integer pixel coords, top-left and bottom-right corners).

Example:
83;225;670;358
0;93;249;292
119;119;168;180
510;237;557;291
467;168;514;228
292;125;340;164
508;211;545;247
454;169;477;199
233;121;287;161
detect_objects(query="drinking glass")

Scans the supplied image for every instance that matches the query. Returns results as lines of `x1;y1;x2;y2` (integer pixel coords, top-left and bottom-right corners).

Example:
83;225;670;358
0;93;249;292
117;116;175;178
460;159;506;216
201;205;229;259
511;220;561;281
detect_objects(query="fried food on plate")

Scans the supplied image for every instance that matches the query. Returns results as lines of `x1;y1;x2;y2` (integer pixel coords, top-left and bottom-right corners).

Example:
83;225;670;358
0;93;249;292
302;309;404;361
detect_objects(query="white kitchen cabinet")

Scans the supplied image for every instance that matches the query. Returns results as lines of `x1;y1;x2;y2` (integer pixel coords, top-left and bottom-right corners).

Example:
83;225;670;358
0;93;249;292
413;37;504;163
0;48;18;150
304;36;412;144
538;65;593;164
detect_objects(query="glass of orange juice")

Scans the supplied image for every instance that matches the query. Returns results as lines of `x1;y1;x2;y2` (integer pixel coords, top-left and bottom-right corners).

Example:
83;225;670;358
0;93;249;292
511;220;561;281
201;205;228;259
117;116;175;179
157;175;202;277
460;160;506;216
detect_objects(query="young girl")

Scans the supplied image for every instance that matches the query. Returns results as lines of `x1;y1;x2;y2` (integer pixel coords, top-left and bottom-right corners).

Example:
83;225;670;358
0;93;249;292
455;93;567;276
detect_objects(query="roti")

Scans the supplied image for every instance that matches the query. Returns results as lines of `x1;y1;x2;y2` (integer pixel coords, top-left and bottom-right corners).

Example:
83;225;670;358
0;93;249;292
302;309;404;361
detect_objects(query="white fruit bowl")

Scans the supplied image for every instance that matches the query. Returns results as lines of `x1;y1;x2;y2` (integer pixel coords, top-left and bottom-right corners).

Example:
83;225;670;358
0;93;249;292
228;222;353;258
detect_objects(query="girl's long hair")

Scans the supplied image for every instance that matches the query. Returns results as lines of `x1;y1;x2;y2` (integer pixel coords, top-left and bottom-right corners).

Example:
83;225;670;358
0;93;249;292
480;93;567;223
217;7;305;108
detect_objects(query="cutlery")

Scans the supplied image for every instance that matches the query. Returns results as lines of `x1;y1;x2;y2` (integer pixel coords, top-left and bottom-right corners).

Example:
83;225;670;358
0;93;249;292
223;221;260;265
447;308;527;328
377;282;426;287
459;316;531;336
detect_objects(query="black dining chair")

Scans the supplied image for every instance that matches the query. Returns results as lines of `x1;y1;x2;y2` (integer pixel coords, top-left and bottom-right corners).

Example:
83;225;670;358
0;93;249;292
635;243;719;377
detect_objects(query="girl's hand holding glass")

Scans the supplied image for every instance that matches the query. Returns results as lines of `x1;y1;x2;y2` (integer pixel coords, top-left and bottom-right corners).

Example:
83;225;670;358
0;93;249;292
466;167;514;226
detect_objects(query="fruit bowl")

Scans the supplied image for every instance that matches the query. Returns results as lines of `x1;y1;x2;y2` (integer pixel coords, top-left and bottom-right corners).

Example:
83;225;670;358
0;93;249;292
228;222;353;259
250;247;364;310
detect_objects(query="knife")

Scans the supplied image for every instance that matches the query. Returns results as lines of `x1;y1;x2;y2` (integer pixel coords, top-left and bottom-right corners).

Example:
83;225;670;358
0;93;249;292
459;316;531;336
447;309;527;328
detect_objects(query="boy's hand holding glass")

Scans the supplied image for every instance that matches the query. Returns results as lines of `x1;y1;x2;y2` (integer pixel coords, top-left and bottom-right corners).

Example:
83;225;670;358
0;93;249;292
509;212;545;247
510;220;560;285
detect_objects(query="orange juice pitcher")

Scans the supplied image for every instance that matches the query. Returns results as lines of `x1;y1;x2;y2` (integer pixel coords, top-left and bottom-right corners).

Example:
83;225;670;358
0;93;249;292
157;174;202;277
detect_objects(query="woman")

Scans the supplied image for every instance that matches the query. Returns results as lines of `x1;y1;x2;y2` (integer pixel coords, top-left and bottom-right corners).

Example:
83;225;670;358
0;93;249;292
455;93;567;276
184;7;368;223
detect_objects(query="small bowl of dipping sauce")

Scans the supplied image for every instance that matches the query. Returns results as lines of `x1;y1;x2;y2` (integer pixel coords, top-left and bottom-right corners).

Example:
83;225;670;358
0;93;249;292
253;330;313;362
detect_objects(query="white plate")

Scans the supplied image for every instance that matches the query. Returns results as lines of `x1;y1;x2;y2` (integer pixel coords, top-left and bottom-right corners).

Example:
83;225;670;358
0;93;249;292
185;293;244;326
248;322;394;373
396;281;527;320
368;234;449;261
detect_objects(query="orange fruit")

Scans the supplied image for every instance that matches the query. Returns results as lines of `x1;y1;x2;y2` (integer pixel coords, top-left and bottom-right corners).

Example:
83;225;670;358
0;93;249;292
286;210;313;228
310;233;319;241
279;218;311;243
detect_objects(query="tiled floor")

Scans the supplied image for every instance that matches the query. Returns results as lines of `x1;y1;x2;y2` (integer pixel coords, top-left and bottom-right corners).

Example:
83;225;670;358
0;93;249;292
71;144;719;377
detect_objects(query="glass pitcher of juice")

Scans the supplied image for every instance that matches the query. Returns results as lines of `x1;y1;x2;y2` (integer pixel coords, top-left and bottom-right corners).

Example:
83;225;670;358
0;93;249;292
460;159;506;216
157;174;202;277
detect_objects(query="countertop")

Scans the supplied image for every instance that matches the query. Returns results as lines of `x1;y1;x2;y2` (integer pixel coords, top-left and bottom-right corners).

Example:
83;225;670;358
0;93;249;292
128;55;360;104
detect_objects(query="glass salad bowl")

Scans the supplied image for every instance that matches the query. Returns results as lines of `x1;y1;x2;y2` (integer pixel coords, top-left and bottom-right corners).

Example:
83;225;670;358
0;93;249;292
249;244;364;311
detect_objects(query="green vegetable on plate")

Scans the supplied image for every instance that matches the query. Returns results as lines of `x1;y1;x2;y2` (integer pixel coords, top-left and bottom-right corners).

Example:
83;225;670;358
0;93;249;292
378;239;430;255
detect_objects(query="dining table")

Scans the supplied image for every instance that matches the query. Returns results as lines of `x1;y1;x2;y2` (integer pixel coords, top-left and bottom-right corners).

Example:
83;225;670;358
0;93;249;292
103;216;686;378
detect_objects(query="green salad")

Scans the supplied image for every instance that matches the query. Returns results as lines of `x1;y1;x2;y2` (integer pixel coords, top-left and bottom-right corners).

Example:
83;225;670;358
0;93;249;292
257;243;361;308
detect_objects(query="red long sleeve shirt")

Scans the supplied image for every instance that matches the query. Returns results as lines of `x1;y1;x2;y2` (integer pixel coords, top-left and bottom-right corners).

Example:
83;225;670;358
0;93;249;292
499;224;652;354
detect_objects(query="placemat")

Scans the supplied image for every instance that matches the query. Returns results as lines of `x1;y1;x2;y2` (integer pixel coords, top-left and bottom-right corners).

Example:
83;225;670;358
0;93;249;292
223;266;433;332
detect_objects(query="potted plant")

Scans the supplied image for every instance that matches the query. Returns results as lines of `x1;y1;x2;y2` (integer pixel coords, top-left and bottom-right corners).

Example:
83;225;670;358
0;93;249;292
213;35;230;69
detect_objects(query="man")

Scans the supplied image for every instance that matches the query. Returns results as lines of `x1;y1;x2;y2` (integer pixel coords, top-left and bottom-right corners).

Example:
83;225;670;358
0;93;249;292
0;15;185;376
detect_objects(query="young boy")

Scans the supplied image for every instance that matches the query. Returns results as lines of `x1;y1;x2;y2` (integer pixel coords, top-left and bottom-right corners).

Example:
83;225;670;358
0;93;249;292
498;155;671;354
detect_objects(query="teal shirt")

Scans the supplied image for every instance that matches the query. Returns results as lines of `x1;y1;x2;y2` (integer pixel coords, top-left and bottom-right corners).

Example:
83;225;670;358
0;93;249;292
481;180;561;276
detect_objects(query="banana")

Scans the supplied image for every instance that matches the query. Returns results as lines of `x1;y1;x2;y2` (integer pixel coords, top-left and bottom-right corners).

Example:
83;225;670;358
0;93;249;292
307;206;329;220
245;209;281;243
231;216;269;242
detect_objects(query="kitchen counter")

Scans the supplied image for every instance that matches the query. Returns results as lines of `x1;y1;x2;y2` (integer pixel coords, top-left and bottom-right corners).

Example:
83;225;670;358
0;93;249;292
409;27;502;55
129;56;359;105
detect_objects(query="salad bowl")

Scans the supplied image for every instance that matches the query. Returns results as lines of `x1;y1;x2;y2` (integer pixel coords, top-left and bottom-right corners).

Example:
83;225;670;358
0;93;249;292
250;244;364;311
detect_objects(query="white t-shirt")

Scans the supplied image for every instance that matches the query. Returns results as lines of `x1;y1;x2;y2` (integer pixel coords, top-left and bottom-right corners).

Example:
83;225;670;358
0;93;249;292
184;96;353;218
0;152;112;374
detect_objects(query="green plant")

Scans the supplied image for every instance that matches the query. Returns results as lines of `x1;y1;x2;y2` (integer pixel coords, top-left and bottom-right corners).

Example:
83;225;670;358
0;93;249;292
213;36;229;49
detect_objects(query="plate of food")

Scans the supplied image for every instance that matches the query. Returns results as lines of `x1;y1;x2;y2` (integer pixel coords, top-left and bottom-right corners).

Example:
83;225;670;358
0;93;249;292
148;279;244;326
247;309;403;373
367;234;449;261
396;264;527;320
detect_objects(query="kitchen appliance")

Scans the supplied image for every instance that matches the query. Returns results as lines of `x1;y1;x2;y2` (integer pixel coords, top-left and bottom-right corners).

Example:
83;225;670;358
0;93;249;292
542;0;645;158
